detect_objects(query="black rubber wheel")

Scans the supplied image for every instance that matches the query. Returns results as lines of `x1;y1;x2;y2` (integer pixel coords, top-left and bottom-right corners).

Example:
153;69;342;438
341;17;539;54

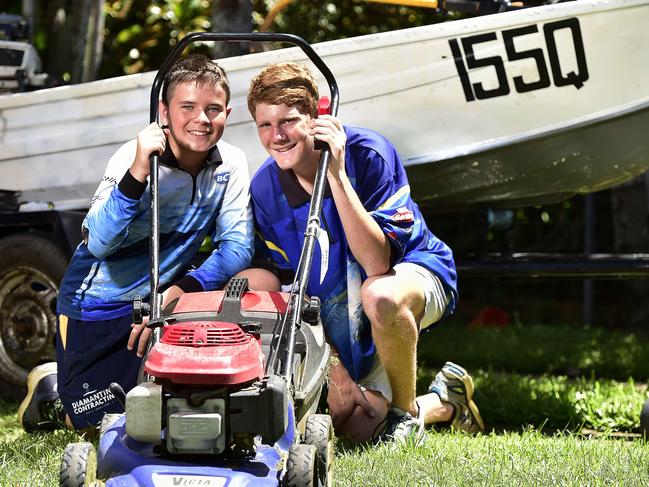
304;414;334;487
0;234;67;394
60;442;98;487
286;443;318;487
640;398;649;438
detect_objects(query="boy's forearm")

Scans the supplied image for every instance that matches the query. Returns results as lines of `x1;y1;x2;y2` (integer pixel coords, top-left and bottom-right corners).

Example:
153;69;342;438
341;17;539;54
328;174;391;276
84;169;145;258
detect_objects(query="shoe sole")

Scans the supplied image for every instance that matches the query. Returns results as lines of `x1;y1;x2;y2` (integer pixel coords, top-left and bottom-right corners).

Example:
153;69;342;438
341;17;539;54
17;362;58;431
442;362;485;432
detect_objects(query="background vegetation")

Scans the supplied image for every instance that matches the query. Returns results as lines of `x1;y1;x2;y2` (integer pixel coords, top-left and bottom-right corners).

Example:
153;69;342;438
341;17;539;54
2;0;451;81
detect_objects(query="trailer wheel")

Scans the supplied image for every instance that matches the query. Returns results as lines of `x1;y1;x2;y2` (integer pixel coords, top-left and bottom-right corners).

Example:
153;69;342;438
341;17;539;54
0;234;66;394
60;442;98;487
286;443;318;487
640;399;649;438
304;414;334;487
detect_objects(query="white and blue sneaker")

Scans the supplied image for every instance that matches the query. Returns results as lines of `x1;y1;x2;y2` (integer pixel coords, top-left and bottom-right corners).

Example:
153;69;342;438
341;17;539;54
376;404;425;445
429;361;484;433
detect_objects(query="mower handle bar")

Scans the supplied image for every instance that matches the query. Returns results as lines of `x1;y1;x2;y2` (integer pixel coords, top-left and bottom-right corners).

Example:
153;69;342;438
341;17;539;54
146;32;339;383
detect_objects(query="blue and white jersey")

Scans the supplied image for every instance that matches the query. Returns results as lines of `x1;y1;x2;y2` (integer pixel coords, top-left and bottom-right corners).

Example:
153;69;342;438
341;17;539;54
57;138;254;321
251;125;458;381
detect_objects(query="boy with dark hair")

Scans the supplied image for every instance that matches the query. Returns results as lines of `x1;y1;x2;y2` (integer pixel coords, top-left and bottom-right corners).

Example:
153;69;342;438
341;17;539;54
244;62;483;443
19;54;253;432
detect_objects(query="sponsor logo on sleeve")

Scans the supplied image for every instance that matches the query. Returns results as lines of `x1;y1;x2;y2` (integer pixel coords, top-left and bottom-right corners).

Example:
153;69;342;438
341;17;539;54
392;206;414;223
214;172;230;184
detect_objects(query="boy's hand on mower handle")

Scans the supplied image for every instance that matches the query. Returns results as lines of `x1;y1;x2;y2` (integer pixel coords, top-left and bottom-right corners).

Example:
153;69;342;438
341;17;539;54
130;122;169;183
310;115;347;182
127;285;184;357
327;358;376;429
128;317;152;358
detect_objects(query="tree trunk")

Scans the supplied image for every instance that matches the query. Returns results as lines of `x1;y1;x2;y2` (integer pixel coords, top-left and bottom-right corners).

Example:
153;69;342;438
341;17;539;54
43;0;98;84
69;0;93;83
22;0;37;35
211;0;253;58
42;0;69;78
81;0;105;82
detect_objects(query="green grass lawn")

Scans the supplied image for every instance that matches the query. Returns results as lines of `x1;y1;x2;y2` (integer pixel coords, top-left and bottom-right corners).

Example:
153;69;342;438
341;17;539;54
418;370;647;432
2;324;648;485
2;397;648;486
336;430;649;486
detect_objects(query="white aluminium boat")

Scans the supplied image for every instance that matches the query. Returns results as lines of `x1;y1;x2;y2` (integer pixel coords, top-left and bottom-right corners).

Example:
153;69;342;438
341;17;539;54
1;0;648;211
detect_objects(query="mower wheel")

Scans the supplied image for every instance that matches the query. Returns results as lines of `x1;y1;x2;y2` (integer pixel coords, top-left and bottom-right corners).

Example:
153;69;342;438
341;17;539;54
304;414;334;487
286;443;318;487
60;442;98;487
640;399;649;437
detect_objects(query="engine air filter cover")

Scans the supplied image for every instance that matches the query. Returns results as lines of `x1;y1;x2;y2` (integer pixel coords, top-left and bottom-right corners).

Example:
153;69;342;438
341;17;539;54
144;322;264;385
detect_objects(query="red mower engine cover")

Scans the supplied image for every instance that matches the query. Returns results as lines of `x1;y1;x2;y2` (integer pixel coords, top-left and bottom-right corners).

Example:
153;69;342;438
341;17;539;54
144;321;264;385
143;290;290;385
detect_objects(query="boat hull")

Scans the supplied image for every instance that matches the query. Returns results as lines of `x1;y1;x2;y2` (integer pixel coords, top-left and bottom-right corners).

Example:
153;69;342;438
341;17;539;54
410;100;649;210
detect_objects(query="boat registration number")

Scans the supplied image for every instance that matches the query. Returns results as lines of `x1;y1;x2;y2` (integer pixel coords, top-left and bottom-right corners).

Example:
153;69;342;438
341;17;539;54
449;17;589;102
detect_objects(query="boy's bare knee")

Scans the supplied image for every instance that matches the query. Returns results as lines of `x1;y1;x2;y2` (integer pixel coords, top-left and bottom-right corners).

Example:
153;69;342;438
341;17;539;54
233;268;280;291
361;284;400;325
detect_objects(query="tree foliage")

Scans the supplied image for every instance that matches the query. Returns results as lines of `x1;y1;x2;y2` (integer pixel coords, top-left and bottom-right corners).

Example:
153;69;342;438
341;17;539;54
3;0;453;78
252;0;449;44
101;0;214;78
100;0;455;78
100;0;450;77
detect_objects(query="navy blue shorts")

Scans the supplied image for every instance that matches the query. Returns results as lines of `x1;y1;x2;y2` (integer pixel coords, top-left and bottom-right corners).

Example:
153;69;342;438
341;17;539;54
55;313;142;429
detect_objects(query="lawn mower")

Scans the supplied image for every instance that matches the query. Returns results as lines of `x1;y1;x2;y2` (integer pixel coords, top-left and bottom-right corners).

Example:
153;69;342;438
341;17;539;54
59;32;337;487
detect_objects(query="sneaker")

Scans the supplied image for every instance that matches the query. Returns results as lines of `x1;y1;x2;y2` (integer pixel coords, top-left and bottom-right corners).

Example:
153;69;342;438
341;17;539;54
18;362;66;432
428;361;484;433
375;404;424;444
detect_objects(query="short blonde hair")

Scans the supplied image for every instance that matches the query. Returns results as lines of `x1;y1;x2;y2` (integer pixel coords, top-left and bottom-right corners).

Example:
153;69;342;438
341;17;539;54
247;62;319;119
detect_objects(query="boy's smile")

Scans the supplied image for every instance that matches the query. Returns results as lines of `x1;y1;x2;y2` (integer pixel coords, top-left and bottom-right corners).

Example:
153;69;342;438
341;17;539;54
254;103;318;177
160;81;230;168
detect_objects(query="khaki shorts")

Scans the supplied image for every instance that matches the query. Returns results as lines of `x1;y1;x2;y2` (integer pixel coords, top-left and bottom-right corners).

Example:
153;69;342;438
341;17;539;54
358;262;450;403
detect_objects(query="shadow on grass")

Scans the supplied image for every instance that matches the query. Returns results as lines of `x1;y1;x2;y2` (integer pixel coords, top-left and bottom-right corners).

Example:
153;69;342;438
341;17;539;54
417;367;646;435
417;323;649;381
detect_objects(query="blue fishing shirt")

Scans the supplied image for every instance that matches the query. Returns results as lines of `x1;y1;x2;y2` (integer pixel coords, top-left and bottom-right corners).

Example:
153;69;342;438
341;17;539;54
251;125;457;381
57;138;254;321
